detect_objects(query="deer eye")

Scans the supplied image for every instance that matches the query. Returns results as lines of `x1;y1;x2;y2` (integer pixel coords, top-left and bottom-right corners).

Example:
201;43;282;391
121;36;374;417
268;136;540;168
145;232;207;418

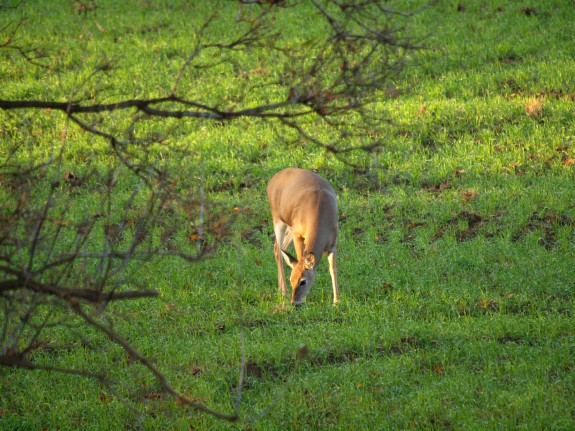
298;279;307;287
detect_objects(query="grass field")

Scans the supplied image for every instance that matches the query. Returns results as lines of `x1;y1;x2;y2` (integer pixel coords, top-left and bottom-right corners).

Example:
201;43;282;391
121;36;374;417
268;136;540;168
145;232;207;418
1;1;575;430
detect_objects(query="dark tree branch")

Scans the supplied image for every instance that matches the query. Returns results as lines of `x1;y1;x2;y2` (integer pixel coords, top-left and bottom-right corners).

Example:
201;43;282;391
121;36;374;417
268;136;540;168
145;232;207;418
71;302;241;421
0;97;311;120
0;276;159;303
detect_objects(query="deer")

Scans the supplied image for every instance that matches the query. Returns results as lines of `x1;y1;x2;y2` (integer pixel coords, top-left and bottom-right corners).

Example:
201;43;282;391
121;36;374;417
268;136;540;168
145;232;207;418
266;168;339;306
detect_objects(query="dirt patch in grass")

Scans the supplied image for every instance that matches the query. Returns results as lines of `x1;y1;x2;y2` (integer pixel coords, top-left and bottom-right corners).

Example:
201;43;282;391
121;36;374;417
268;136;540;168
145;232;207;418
433;211;486;242
512;210;575;249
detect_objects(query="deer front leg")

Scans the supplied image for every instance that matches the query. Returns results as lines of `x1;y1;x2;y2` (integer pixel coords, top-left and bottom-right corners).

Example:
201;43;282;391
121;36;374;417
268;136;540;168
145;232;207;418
274;240;287;297
273;222;288;298
327;250;339;305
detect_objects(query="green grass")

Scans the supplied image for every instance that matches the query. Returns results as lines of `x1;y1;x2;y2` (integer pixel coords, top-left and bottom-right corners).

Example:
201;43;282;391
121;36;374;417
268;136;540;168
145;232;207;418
2;0;575;430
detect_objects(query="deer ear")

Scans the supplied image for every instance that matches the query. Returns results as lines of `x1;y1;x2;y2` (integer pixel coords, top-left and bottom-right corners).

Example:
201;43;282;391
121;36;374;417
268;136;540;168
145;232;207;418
303;253;315;270
281;250;298;268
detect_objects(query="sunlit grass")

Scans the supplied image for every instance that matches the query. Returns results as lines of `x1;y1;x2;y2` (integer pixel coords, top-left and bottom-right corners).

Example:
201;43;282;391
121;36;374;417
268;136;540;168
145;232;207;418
1;0;575;429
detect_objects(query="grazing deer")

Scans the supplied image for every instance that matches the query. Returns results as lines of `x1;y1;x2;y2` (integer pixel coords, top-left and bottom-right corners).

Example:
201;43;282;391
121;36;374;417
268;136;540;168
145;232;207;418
266;168;339;306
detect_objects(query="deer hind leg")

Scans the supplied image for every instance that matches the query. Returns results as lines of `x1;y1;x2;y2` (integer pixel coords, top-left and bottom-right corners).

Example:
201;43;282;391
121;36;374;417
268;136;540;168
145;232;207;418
273;222;288;297
327;249;339;305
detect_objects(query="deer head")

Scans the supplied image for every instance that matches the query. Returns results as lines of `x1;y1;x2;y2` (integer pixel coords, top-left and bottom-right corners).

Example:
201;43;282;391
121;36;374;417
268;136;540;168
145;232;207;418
281;250;316;306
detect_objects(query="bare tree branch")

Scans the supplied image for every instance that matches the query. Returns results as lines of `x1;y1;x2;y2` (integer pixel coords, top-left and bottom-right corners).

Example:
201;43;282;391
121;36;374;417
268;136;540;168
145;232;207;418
0;1;423;163
0;276;159;302
1;0;424;423
71;301;241;421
